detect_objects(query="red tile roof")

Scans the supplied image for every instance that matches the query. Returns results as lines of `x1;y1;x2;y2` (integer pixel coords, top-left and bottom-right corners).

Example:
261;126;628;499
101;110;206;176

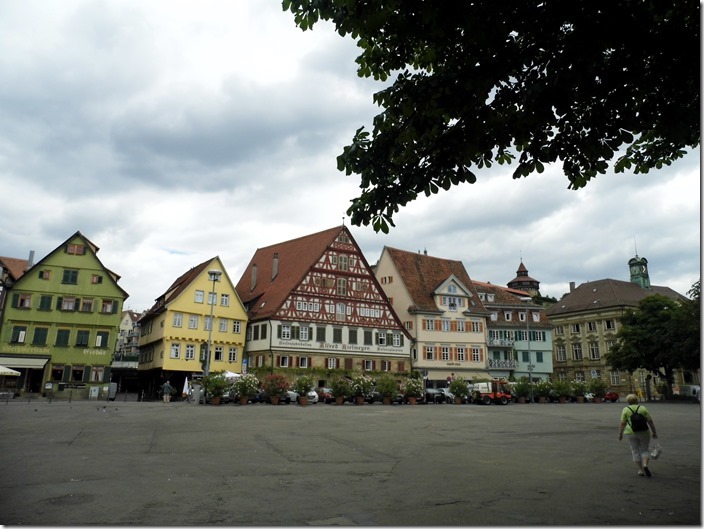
235;226;345;321
0;256;30;282
383;247;488;315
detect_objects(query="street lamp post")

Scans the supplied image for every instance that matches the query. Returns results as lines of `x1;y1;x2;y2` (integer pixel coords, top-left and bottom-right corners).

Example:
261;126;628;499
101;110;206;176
203;269;222;377
522;297;533;402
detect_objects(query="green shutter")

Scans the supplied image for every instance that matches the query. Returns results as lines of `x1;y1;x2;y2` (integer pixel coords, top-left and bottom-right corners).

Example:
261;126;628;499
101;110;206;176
62;366;71;382
112;300;118;314
74;298;80;312
103;367;111;383
56;297;63;310
277;325;282;339
11;293;18;308
83;368;90;382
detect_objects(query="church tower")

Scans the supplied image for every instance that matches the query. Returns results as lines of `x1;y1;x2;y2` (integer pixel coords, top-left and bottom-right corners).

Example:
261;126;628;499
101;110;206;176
507;260;540;297
628;255;651;290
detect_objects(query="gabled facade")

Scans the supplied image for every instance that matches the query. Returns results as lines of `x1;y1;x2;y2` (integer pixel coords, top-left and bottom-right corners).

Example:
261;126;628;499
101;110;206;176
0;232;128;399
472;281;553;382
235;226;411;381
374;247;490;385
546;255;685;396
137;256;247;399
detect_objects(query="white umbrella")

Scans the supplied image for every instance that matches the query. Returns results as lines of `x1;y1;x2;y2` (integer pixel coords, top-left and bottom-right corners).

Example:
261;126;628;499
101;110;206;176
182;377;191;395
0;365;20;376
223;371;241;380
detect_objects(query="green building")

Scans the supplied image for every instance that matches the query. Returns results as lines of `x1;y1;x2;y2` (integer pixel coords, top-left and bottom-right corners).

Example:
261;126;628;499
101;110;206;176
0;232;129;399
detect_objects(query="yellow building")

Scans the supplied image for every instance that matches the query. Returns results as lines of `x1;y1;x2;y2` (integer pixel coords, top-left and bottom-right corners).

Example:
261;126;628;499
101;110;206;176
137;256;248;400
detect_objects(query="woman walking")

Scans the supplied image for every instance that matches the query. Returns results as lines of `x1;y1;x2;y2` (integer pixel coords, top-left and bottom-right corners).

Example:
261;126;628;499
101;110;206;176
618;393;658;477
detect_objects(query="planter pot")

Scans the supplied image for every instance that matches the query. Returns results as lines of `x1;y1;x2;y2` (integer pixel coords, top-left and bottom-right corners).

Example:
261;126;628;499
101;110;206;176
239;396;249;405
335;396;345;405
270;395;280;405
593;397;603;403
355;396;365;405
211;396;221;406
538;396;547;403
517;396;526;404
454;397;463;405
382;397;392;405
407;397;417;405
559;396;567;404
298;396;308;406
576;396;585;403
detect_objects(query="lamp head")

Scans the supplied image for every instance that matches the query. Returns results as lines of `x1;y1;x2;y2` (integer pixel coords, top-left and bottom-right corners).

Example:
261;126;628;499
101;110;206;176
208;269;222;282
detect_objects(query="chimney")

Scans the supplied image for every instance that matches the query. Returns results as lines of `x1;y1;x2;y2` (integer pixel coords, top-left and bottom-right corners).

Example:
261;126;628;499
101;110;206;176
272;253;279;280
251;264;257;291
27;250;35;269
569;281;575;292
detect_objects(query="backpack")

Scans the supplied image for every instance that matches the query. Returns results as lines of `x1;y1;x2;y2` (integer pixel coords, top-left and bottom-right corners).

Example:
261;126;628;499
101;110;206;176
628;405;648;432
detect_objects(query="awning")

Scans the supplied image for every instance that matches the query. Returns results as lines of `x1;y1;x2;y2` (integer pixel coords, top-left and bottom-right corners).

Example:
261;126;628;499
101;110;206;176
0;365;20;376
0;357;49;369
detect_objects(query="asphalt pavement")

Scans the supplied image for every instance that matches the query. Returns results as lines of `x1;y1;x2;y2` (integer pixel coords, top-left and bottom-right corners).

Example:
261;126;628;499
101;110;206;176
0;397;700;526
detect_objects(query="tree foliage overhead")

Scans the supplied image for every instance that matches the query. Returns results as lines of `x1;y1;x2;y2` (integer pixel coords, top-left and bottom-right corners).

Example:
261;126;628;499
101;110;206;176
605;288;701;396
282;1;700;232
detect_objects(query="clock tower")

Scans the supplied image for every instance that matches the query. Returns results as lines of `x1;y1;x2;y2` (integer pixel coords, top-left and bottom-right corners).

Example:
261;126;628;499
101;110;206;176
628;255;651;290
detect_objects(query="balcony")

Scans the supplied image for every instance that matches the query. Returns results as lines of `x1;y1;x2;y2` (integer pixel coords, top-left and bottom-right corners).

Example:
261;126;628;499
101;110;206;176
488;358;517;369
488;338;515;347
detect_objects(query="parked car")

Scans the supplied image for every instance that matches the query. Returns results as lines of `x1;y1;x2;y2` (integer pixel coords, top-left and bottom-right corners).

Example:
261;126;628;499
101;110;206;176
424;388;445;404
258;389;298;404
316;387;334;404
437;388;456;403
604;391;620;402
584;392;595;402
297;389;319;404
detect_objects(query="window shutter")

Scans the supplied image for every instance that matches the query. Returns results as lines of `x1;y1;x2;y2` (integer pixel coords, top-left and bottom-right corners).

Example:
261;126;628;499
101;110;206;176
277;325;282;339
296;356;300;367
435;320;441;331
74;298;80;312
56;297;63;310
112;301;118;314
372;360;376;370
11;293;18;308
400;335;404;346
423;346;427;360
308;356;312;368
62;366;71;382
82;368;90;382
103;367;111;383
375;332;379;345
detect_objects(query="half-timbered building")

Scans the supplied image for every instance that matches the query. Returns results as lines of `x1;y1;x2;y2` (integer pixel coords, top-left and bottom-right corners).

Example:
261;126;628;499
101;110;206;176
235;226;411;383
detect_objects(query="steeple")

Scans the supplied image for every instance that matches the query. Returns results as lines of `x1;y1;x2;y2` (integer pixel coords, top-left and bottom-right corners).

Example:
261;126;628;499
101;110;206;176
507;260;540;297
628;254;651;290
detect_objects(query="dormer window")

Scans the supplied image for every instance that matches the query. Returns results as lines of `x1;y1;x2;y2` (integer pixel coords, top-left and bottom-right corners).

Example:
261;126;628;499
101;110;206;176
504;311;512;321
487;294;495;302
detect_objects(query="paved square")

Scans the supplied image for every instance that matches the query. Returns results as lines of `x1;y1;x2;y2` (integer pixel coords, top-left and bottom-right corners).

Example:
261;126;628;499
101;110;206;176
0;399;699;525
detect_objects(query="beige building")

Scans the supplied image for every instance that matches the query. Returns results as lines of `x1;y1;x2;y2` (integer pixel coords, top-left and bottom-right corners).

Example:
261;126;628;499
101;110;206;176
546;255;685;397
374;247;490;386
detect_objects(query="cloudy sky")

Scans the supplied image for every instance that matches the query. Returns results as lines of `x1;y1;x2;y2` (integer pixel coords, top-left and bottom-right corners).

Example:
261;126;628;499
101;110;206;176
1;0;700;312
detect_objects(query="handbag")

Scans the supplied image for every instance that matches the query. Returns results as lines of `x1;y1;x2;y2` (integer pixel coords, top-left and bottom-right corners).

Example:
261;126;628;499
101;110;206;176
650;439;663;460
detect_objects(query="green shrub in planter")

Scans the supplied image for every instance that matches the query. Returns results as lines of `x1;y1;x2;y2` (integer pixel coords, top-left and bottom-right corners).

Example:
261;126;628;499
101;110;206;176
262;374;289;396
375;375;398;397
534;380;552;398
514;377;532;398
552;379;572;398
572;380;588;397
351;374;374;397
330;376;352;398
402;377;424;398
293;375;315;395
233;373;260;397
202;372;229;398
449;377;469;399
588;378;607;399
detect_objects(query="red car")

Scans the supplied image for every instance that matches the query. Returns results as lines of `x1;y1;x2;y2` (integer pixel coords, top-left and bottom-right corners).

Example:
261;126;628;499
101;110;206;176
604;391;620;402
316;387;334;404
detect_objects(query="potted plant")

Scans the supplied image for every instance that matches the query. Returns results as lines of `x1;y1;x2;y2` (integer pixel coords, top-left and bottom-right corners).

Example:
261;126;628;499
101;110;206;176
375;375;398;405
233;373;260;405
330;376;352;405
262;373;289;405
351;374;373;404
449;377;469;404
588;377;607;403
552;379;572;403
513;377;532;403
572;380;589;403
201;371;229;405
293;375;315;406
534;380;552;403
402;377;424;404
